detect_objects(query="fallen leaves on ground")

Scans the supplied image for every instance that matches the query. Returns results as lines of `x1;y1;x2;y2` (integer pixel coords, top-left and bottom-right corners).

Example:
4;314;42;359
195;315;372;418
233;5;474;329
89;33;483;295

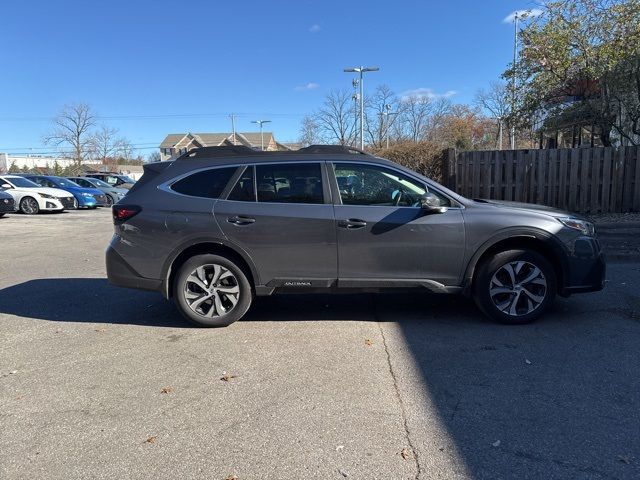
225;475;239;480
145;436;157;444
160;387;174;394
220;373;237;382
400;447;412;459
94;328;107;333
364;339;373;346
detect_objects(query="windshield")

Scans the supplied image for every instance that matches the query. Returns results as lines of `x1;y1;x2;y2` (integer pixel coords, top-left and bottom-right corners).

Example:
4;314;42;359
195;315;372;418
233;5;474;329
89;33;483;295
88;178;111;188
2;176;40;188
51;177;81;188
119;175;135;184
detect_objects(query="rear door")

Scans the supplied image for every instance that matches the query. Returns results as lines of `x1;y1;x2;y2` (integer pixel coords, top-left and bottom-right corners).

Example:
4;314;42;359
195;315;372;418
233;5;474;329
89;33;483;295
214;162;337;287
331;162;465;286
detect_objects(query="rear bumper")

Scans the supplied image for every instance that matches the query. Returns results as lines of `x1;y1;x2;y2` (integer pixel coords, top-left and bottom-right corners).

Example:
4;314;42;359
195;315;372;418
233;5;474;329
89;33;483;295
106;244;162;292
559;237;606;296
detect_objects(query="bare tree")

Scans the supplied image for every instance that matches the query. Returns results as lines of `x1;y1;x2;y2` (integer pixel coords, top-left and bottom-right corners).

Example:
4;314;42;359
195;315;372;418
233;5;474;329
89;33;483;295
299;115;322;146
44;103;96;164
314;89;357;145
90;125;131;163
365;85;402;147
147;151;162;163
398;95;434;142
474;81;511;149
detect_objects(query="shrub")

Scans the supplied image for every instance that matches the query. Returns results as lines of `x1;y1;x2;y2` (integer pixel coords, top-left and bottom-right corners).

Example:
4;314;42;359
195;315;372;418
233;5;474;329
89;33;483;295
369;142;445;183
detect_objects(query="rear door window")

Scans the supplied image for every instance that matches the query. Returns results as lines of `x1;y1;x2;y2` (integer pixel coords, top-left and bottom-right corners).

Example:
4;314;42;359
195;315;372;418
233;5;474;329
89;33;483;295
171;167;237;198
227;166;256;202
256;163;324;204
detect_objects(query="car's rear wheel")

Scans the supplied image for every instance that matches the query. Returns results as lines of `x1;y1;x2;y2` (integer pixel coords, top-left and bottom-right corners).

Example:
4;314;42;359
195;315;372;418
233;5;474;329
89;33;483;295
473;249;556;325
20;197;39;215
173;254;252;327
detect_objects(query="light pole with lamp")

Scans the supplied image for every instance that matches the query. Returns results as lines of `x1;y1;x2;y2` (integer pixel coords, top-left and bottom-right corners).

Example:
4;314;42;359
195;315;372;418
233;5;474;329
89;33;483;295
344;66;379;149
251;120;271;151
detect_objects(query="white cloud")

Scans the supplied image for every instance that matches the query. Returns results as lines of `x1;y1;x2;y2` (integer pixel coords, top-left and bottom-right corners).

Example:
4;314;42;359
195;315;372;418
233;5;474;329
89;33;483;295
294;82;320;92
400;88;457;101
309;24;321;33
503;8;543;23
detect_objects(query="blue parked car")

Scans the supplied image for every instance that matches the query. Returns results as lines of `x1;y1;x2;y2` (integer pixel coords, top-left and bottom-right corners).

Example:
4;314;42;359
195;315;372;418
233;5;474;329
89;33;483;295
22;175;107;208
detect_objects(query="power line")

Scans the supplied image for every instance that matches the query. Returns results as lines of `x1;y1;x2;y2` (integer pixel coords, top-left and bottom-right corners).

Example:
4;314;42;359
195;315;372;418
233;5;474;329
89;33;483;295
0;111;306;122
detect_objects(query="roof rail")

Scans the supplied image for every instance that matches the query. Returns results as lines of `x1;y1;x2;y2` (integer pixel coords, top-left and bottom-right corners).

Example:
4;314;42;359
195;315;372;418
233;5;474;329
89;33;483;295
176;144;368;160
298;144;367;155
176;145;259;160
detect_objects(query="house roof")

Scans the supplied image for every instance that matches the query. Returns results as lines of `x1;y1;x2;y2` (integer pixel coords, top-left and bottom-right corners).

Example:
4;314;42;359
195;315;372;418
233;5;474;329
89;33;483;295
160;132;276;150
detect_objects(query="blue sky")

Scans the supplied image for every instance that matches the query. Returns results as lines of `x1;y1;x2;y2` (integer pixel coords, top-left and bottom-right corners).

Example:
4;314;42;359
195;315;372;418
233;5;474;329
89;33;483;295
0;0;539;157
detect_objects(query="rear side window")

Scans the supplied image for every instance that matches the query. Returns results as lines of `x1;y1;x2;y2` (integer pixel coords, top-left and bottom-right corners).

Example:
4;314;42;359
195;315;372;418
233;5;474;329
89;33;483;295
227;166;256;201
171;167;237;198
256;163;324;204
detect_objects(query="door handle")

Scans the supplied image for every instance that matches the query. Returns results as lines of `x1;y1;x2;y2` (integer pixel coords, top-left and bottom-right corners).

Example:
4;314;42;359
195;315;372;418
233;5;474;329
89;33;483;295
227;215;256;225
338;218;367;229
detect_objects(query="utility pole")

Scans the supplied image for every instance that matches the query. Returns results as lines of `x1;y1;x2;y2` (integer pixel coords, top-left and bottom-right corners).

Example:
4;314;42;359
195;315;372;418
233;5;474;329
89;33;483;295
344;66;379;150
382;104;398;149
229;114;237;145
510;12;519;150
251;120;271;151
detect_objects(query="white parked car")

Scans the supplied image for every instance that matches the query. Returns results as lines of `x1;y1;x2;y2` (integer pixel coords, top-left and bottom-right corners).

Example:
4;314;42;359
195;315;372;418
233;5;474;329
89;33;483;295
0;175;77;214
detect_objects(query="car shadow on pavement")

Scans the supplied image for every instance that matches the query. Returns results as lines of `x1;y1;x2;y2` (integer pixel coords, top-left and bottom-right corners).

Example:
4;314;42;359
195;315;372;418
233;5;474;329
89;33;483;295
0;278;186;328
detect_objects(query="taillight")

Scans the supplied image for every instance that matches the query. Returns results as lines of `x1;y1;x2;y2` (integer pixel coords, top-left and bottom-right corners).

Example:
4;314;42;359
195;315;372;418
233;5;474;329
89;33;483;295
112;205;141;223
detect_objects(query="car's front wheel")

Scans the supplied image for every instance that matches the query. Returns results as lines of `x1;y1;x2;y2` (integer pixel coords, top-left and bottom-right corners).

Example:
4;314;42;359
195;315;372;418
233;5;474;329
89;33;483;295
20;197;40;215
473;249;556;325
173;254;252;327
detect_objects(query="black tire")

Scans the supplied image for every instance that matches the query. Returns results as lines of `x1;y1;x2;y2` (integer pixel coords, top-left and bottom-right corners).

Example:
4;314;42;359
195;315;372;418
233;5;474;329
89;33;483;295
0;213;5;218
106;195;114;206
473;249;556;325
173;254;252;327
20;196;40;215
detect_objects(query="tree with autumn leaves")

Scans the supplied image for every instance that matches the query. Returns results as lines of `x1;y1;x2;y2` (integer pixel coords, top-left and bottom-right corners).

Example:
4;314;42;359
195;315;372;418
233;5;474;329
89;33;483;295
505;0;640;146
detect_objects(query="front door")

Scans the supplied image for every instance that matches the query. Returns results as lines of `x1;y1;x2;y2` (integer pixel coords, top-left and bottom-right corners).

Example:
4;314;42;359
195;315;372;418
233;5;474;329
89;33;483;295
214;162;337;287
331;162;465;286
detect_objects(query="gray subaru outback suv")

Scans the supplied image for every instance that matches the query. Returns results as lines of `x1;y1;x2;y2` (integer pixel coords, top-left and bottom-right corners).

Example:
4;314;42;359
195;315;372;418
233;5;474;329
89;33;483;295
106;145;605;327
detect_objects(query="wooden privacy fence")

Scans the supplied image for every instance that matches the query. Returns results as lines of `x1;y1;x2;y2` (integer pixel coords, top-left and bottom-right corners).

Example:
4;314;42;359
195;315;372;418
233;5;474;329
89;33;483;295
442;147;640;214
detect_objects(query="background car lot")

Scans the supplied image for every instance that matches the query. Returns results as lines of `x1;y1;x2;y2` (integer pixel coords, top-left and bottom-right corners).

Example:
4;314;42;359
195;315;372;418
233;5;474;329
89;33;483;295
0;209;639;479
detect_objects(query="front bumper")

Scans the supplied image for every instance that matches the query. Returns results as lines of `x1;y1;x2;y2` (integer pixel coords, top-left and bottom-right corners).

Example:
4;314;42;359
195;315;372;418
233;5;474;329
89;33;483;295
106;243;162;292
560;236;606;296
76;195;97;208
0;198;16;213
93;194;109;206
59;196;77;210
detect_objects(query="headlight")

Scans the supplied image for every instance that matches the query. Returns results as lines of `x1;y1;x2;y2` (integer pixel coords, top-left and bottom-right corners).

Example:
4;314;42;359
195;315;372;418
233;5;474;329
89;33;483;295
81;192;93;197
558;217;595;236
39;193;56;199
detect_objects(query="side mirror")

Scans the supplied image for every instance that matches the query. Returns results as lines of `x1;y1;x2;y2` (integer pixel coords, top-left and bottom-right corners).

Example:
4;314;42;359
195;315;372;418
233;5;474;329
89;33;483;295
1;183;12;190
420;192;447;213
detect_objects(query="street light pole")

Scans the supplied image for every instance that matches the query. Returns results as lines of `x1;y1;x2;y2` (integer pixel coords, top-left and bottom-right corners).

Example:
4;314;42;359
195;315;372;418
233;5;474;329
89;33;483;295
344;66;379;150
511;12;519;150
251;120;271;151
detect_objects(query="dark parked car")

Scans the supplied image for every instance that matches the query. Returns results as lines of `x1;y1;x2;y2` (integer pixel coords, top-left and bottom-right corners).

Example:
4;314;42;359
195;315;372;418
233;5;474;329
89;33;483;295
85;173;136;190
106;145;605;327
22;175;107;208
0;189;16;217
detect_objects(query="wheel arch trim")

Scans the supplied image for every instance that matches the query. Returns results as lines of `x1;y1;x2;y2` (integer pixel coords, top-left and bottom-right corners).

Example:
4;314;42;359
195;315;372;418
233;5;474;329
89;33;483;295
462;227;568;294
161;236;260;299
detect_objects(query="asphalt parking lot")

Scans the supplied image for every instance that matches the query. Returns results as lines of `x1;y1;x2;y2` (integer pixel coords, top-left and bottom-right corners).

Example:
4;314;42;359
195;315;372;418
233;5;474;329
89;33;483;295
1;209;639;480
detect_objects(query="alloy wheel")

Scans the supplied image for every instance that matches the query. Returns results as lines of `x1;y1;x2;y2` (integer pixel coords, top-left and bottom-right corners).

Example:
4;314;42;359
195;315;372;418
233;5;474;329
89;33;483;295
183;264;240;318
489;261;547;316
21;197;39;214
